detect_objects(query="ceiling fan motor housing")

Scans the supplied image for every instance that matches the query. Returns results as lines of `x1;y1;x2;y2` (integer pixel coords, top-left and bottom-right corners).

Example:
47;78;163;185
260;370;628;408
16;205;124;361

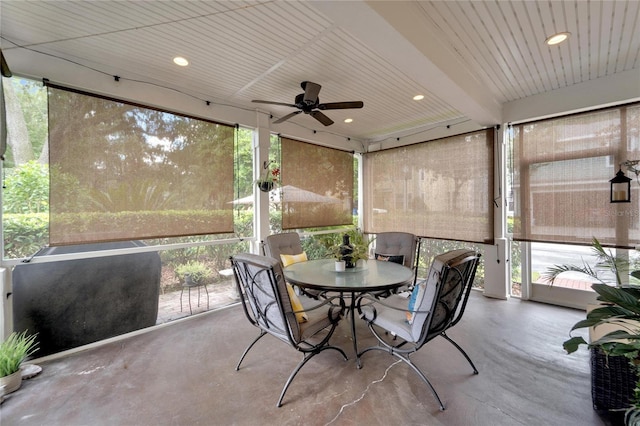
295;93;319;112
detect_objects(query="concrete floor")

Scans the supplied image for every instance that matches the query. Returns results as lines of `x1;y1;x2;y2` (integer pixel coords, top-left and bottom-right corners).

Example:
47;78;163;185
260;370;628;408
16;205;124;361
1;292;614;426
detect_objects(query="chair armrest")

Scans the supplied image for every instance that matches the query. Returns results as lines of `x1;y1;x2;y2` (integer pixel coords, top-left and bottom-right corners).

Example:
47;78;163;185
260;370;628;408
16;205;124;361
293;295;345;323
355;293;431;323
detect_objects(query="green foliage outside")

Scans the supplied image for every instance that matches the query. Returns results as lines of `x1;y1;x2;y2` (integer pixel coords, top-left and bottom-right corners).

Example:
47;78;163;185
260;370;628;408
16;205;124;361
2;213;48;259
507;217;522;283
174;260;213;284
3;161;48;214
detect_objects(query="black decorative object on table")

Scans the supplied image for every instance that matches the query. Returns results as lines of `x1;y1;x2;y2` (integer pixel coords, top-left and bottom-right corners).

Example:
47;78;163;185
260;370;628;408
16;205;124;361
339;234;355;268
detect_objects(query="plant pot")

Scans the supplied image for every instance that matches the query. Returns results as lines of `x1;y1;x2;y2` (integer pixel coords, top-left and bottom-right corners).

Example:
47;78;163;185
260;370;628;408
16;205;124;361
591;347;638;411
587;303;640;412
0;370;22;395
256;181;274;192
335;260;346;272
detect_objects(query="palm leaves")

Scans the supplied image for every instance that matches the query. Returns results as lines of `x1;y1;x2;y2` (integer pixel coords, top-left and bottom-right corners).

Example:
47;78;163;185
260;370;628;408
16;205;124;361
541;237;632;287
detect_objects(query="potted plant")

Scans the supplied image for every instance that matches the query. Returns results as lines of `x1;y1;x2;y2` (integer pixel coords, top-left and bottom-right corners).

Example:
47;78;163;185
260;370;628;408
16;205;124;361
0;330;38;395
563;284;640;425
255;160;280;192
543;237;640;424
174;260;213;286
327;230;373;269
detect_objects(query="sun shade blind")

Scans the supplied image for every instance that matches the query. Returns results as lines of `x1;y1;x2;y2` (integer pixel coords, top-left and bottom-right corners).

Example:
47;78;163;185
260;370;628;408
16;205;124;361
511;102;640;248
280;137;353;229
363;129;494;244
47;83;234;245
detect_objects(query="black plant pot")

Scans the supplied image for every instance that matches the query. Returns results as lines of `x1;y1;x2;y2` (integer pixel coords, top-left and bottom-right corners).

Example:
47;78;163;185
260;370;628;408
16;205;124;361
257;181;274;192
591;347;638;412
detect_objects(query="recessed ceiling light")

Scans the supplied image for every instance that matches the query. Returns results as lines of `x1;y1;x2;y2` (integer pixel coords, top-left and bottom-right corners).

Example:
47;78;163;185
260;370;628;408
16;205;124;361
545;32;570;46
173;56;189;66
344;118;353;123
413;95;425;101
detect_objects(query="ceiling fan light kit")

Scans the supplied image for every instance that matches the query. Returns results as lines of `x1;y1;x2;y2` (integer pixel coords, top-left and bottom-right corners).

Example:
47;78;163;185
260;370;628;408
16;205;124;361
252;81;363;126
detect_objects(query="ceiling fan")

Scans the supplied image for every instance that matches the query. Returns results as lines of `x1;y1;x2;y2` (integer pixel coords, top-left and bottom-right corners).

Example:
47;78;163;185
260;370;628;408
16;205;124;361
252;81;364;126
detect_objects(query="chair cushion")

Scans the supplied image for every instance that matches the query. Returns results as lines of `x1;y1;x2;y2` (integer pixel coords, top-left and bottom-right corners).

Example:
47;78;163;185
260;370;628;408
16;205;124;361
264;233;303;263
375;253;405;265
409;249;474;339
286;283;308;323
374;232;416;268
280;252;308;267
361;294;415;342
406;279;426;324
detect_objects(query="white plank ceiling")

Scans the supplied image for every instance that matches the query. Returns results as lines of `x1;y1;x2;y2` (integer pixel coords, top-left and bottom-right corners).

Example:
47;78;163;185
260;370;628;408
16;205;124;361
1;0;638;143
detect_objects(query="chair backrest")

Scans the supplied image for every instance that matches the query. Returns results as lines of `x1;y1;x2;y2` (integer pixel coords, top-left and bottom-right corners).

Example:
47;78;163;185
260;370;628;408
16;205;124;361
263;233;304;265
231;253;300;344
411;249;480;344
374;232;418;269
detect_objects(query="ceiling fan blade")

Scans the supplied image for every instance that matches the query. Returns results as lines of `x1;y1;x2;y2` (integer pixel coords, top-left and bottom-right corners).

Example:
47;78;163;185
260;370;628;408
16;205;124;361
310;111;334;126
1;49;12;77
301;81;321;104
273;111;302;124
317;101;364;110
252;100;297;108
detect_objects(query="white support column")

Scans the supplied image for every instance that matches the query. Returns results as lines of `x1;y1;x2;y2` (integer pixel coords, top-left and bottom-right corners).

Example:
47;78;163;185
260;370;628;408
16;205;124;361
254;112;272;254
0;268;10;339
356;152;364;230
483;126;509;299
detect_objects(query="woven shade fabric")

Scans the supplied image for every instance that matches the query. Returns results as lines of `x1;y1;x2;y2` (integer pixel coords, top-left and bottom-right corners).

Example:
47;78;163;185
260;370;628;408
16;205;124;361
363;129;494;244
47;83;234;245
511;102;640;248
280;137;353;230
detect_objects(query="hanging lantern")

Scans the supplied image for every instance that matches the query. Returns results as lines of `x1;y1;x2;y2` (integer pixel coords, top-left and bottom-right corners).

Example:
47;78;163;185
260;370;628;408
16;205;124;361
610;169;632;203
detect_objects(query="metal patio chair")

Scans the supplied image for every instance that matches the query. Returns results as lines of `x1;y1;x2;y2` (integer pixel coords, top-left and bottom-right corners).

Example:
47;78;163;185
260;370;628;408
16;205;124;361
373;231;420;294
356;249;481;410
231;253;347;407
263;232;322;299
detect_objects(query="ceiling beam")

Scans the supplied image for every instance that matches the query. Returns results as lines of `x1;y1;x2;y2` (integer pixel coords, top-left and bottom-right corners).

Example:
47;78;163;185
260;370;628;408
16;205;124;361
311;0;502;127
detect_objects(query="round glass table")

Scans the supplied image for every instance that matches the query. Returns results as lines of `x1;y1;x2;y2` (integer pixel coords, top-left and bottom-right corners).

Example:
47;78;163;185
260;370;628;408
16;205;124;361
284;259;413;361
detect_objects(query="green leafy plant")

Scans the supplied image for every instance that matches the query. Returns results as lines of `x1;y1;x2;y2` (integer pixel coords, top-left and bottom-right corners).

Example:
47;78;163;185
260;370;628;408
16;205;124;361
255;160;280;189
542;237;640;287
327;229;374;264
563;284;640;424
0;330;38;377
547;237;640;423
174;260;213;285
2;161;49;214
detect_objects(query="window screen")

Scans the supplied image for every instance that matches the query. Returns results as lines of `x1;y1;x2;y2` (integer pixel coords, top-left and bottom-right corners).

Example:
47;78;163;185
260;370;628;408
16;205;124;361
280;137;353;229
47;83;235;245
363;129;495;245
510;102;640;248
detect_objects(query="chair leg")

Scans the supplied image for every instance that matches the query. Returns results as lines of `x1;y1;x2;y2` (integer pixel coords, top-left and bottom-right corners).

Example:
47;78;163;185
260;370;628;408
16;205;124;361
441;332;478;374
276;345;347;407
358;345;445;410
277;353;315;407
398;353;446;411
180;288;184;312
188;287;193;314
203;284;209;309
236;331;267;371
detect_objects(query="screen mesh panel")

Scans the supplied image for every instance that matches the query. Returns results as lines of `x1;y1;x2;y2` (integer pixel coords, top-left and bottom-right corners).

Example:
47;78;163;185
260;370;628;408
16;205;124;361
47;83;234;245
363;129;494;244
